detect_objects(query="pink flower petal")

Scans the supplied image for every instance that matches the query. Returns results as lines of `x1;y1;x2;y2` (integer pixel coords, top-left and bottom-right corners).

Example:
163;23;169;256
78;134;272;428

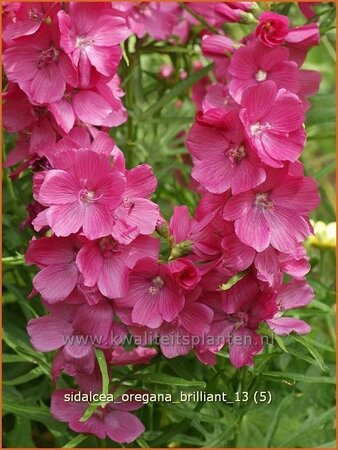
104;410;145;444
267;317;311;335
27;316;73;351
46;202;85;237
33;263;78;304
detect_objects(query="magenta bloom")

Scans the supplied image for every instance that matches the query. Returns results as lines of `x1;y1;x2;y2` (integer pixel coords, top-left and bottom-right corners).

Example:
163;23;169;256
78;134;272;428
3;2;60;43
169;258;201;290
240;81;305;168
76;235;160;299
202;83;237;114
158;300;213;358
25;235;82;304
222;275;277;367
112;164;160;244
51;388;144;443
229;41;300;103
47;79;124;134
27;301;114;376
285;23;320;66
37;149;126;240
113;2;178;40
115;258;185;329
267;280;313;335
130;298;214;359
255;12;290;47
223;169;320;252
110;346;157;366
187;110;266;195
3;83;57;160
3;24;78;104
58;2;130;86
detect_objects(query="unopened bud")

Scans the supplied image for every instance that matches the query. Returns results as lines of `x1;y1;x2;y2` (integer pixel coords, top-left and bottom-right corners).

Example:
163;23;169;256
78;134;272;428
240;12;259;24
169;240;193;261
156;220;170;239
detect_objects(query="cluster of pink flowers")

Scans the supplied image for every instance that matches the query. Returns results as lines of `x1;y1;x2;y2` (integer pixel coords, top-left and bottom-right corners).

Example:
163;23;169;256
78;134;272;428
3;2;321;444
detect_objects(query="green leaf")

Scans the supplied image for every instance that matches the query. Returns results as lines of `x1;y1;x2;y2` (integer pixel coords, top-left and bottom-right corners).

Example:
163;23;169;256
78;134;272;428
315;160;336;180
2;400;69;438
261;371;335;384
136;437;150;448
95;348;109;395
142;64;213;119
3;367;44;385
307;94;336;126
132;373;206;389
5;416;35;448
279;407;336;447
2;254;25;266
274;335;288;352
2;328;50;376
291;335;328;372
262;395;293;447
62;434;88;448
220;270;249;291
79;348;110;423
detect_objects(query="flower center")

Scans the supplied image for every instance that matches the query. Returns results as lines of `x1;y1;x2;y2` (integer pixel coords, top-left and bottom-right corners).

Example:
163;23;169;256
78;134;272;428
29;8;44;21
122;196;135;210
255;70;267;82
79;188;95;204
148;276;164;295
228;311;249;328
255;192;274;210
76;36;94;49
227;145;246;164
250;122;271;136
99;237;121;257
136;3;150;14
38;47;59;68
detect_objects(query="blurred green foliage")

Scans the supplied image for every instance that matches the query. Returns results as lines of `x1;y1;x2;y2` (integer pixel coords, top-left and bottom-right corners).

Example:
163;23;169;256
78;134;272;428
2;2;336;448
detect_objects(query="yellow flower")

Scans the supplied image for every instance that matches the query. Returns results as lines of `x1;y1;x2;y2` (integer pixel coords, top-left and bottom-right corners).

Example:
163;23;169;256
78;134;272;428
308;221;336;249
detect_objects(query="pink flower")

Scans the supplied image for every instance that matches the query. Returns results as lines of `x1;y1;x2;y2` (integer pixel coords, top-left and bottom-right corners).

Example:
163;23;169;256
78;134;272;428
299;2;320;19
222;275;277;367
130;298;214;359
47;78;126;134
255;12;290;47
169;258;201;290
3;83;58;158
228;40;300;103
115;258;185;329
36;149;126;239
202;83;237;113
285;23;320;66
239;81;305;168
110;346;157;366
223;168;320;252
3;23;78;104
51;388;144;443
58;3;130;87
159;64;174;79
187;110;266;195
2;2;60;43
113;2;178;40
201;34;235;81
27;301;114;376
215;3;253;23
25;235;82;304
76;235;160;299
267;280;313;335
112;164;160;244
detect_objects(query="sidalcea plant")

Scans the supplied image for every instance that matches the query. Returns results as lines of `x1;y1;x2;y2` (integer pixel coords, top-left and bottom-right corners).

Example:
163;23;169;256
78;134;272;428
3;1;322;445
